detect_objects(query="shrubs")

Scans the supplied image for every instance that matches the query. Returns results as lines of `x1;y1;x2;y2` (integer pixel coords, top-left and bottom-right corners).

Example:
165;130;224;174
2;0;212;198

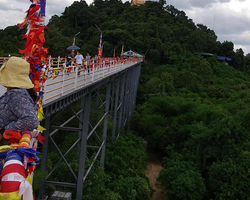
105;133;151;200
132;59;250;199
208;151;250;200
158;153;206;200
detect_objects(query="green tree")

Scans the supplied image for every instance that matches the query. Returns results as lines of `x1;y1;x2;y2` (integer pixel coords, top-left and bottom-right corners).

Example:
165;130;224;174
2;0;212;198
234;48;245;71
196;60;213;83
208;151;250;200
158;152;206;200
160;72;175;93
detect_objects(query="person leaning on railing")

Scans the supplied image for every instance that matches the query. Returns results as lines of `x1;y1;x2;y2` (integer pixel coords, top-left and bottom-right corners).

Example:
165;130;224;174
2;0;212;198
86;52;91;73
65;53;73;67
0;57;39;145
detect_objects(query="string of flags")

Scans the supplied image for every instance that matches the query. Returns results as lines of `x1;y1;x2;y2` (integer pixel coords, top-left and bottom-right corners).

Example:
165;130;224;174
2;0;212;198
0;1;48;199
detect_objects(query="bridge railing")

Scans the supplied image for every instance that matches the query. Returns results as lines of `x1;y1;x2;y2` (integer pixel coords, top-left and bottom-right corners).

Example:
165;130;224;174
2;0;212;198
0;57;9;65
0;56;143;105
43;57;142;105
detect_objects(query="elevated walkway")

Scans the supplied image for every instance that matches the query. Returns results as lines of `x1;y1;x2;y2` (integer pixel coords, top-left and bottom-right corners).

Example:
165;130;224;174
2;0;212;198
40;57;142;199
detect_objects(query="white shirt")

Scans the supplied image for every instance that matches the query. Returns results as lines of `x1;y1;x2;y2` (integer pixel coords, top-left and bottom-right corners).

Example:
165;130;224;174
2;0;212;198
75;54;83;65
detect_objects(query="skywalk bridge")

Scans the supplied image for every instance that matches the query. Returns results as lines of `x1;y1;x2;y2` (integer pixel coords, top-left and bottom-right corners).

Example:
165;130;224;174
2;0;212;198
0;57;142;199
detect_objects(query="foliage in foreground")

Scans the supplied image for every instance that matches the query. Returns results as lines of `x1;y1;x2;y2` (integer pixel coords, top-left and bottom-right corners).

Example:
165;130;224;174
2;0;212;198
158;152;206;200
105;132;150;200
35;132;150;200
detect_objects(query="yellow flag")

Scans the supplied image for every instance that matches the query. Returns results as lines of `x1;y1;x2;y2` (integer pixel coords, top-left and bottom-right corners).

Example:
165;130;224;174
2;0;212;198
38;125;46;133
37;110;44;121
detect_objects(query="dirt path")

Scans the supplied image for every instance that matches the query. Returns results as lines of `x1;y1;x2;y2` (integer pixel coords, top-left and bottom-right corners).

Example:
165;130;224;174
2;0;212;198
144;144;166;200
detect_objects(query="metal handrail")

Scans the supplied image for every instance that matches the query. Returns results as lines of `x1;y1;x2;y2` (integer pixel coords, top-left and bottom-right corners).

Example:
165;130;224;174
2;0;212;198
0;56;143;105
43;57;142;105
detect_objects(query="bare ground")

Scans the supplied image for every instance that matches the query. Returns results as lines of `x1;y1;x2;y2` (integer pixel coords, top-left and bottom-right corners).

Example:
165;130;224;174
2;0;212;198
144;142;167;200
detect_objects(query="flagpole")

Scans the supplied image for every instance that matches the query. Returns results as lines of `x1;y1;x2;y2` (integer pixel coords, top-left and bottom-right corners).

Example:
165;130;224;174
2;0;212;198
95;24;102;35
120;40;124;57
72;32;80;56
96;24;103;63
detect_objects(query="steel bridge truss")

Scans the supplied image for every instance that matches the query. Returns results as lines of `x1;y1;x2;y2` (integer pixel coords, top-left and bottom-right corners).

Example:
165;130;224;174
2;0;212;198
38;63;141;199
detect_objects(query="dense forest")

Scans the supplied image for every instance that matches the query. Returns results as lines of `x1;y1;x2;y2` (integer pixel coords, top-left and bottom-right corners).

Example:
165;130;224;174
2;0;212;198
1;0;250;199
132;60;250;199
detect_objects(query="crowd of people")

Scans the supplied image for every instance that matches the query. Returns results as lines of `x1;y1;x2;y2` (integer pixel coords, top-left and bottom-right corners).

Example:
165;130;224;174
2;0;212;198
61;51;140;74
65;51;93;67
44;50;143;78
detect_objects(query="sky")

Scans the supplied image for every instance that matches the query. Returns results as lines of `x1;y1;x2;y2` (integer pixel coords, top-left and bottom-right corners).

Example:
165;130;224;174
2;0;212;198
0;0;249;55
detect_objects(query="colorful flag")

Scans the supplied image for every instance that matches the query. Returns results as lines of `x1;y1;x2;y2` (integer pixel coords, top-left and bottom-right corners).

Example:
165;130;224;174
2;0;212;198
120;45;124;57
71;39;75;56
11;1;49;198
97;34;102;63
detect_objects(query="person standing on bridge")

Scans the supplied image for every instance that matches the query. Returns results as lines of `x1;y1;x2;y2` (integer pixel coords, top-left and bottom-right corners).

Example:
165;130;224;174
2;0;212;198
75;51;84;66
75;51;84;75
0;57;39;144
86;52;91;73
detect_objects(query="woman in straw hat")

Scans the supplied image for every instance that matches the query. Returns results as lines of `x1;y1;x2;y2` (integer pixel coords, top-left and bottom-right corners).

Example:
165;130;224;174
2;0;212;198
0;56;39;143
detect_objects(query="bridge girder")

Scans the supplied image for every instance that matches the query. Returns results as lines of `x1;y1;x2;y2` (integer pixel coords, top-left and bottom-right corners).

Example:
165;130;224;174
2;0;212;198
38;63;142;200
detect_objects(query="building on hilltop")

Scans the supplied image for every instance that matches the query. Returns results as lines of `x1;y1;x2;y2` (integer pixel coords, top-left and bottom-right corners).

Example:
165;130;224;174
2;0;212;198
195;52;232;65
130;0;145;6
217;56;232;65
122;50;143;58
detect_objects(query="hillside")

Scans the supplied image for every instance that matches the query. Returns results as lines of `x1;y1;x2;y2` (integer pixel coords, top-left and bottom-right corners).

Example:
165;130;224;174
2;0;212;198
132;58;250;199
0;0;250;70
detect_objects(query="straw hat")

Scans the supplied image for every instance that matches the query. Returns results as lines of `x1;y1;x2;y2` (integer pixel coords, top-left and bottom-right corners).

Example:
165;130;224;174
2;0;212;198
0;57;34;89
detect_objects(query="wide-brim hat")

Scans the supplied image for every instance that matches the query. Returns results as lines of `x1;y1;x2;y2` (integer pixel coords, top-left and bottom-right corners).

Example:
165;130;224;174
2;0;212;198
0;57;34;89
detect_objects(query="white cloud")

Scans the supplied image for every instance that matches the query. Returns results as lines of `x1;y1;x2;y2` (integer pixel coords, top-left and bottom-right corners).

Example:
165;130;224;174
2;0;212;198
167;0;250;54
0;1;78;28
0;0;20;11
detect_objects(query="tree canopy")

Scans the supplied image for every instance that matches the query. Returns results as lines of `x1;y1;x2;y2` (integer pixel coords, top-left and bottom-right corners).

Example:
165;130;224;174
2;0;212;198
131;54;250;199
0;0;249;71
